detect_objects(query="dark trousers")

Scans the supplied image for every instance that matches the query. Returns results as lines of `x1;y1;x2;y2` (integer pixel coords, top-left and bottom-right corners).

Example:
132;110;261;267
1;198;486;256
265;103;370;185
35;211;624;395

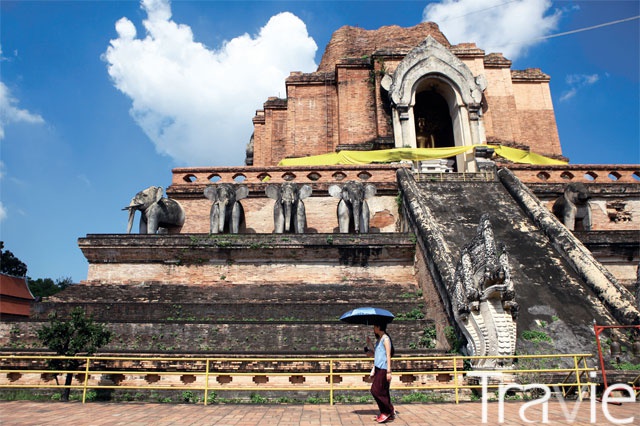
371;367;394;416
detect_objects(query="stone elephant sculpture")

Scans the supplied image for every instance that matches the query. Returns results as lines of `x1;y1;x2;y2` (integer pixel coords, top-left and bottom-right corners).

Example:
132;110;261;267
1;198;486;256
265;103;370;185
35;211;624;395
204;183;249;234
266;182;312;233
552;182;592;231
328;181;376;233
123;186;185;234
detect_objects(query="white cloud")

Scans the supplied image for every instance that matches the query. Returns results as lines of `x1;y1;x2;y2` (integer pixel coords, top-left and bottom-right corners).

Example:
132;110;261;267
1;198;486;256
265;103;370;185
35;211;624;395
103;0;317;166
423;0;561;60
559;73;600;102
0;81;45;140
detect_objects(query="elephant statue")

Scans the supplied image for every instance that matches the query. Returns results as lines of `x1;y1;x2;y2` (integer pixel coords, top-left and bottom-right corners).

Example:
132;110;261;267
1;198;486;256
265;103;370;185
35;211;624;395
204;183;249;234
552;182;592;231
123;186;185;234
266;182;312;233
328;181;377;233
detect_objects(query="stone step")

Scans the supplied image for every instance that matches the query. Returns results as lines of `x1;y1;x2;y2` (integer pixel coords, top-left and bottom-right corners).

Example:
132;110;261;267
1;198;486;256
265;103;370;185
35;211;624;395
2;320;436;354
31;301;427;322
45;282;423;303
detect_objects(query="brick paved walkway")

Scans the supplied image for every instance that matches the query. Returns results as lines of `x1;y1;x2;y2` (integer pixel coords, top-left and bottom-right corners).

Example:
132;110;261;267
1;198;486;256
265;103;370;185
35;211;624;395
0;400;637;425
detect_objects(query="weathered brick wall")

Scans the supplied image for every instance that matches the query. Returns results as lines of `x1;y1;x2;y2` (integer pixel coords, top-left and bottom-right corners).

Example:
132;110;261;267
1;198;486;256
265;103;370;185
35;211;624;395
167;166;401;234
507;165;640;185
29;282;425;323
484;94;520;142
174;194;398;234
252;22;563;167
79;233;417;285
482;67;520;142
85;262;415;286
252;110;265;166
373;59;393;139
459;55;485;76
286;78;338;158
336;64;378;147
516;110;561;156
266;103;288;167
508;165;640;232
0;321;428;353
512;81;561;156
317;23;451;73
414;244;452;351
539;197;640;231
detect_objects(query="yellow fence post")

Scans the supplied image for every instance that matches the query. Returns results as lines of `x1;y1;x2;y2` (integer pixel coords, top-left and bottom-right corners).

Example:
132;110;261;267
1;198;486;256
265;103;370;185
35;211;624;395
453;356;459;404
82;356;91;404
573;355;583;401
204;359;211;406
329;358;334;406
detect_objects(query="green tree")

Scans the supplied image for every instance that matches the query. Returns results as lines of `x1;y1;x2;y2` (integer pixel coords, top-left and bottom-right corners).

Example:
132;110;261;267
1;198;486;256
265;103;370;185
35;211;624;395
28;277;73;298
0;241;28;276
36;307;112;401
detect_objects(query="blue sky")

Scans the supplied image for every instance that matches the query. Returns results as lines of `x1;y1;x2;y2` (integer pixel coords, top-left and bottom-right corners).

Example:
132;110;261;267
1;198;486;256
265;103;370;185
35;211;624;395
1;0;638;283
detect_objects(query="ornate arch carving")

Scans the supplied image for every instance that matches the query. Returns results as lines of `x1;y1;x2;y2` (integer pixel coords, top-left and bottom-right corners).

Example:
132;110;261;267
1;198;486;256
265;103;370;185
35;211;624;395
385;36;485;108
382;36;487;169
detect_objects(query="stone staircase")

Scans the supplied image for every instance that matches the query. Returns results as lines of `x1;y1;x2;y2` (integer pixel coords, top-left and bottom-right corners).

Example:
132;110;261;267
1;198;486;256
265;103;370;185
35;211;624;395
3;234;438;356
32;283;424;323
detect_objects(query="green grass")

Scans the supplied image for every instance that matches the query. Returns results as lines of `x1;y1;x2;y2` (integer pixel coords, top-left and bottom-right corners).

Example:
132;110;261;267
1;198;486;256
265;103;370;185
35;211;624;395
521;330;552;343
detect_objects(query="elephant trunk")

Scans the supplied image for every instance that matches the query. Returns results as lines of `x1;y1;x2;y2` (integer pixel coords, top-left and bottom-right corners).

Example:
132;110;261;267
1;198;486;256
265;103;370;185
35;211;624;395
283;200;293;232
217;200;228;232
351;201;361;233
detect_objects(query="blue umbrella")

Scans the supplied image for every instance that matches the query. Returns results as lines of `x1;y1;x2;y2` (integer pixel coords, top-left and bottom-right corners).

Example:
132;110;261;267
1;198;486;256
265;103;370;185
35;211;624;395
339;307;394;325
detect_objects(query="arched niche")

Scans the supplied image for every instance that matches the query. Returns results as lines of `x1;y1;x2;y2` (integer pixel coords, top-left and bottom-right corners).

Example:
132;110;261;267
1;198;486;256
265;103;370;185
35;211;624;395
382;36;487;172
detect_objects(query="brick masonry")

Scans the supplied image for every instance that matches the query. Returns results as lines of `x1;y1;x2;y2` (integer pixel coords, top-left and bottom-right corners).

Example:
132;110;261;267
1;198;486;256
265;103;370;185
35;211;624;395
252;22;563;166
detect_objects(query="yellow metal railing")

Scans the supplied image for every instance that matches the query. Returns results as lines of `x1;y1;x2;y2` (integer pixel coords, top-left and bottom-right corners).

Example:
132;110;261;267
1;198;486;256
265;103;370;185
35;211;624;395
0;353;595;405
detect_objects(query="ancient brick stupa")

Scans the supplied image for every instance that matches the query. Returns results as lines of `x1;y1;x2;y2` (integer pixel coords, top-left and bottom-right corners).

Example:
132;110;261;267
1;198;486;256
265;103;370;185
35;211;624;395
4;23;638;373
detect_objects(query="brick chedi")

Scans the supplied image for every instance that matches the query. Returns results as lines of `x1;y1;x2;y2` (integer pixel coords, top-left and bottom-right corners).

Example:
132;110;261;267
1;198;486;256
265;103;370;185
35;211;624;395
251;22;563;168
2;20;638;396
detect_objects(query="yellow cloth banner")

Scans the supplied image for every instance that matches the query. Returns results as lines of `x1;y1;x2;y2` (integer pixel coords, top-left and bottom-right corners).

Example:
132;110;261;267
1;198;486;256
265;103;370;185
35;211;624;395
278;145;567;166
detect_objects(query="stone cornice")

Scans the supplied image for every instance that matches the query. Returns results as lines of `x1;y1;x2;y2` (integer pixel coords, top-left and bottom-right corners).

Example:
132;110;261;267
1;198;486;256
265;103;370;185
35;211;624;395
511;68;550;82
483;53;512;68
450;43;485;58
78;233;416;265
263;97;287;109
286;71;336;85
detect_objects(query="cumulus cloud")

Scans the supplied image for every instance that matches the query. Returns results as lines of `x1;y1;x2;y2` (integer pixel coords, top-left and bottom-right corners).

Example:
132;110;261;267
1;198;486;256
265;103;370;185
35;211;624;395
559;73;600;102
423;0;561;60
103;0;317;166
0;81;45;140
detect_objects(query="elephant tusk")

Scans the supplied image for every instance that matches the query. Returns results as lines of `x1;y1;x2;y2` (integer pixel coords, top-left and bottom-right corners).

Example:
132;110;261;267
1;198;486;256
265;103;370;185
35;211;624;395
122;204;143;211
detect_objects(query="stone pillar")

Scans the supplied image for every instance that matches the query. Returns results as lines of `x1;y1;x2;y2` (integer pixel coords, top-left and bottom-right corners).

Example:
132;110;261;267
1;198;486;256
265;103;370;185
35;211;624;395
464;103;484;172
395;104;412;148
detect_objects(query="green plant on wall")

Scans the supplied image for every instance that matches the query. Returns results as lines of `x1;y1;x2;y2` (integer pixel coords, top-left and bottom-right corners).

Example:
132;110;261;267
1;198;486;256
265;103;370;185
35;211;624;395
395;191;403;210
396;307;425;320
444;325;464;353
418;325;437;349
521;330;552;343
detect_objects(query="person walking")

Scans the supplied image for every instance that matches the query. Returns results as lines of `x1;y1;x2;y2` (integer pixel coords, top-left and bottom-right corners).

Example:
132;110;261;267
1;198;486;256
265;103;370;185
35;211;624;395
365;322;395;423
